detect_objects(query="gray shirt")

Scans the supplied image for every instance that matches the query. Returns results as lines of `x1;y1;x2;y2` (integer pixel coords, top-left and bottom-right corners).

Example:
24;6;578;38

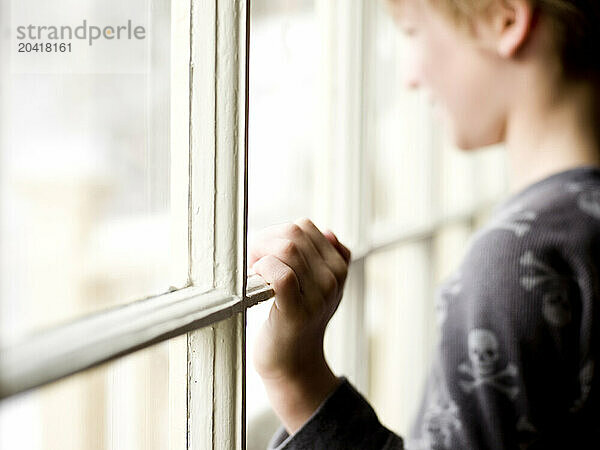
267;165;600;449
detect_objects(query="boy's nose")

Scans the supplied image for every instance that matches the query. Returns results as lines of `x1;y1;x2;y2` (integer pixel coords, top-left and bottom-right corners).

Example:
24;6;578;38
402;63;421;91
405;75;420;90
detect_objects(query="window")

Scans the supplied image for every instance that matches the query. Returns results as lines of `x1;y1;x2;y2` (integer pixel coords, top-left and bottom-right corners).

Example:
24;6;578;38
245;0;508;445
1;0;252;448
1;0;509;449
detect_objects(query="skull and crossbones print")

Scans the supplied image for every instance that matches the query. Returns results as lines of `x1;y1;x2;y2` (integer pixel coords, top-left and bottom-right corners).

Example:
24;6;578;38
458;329;520;400
406;383;463;450
516;415;540;450
421;399;462;449
473;202;537;242
570;358;594;412
520;250;574;327
566;181;600;220
434;271;462;327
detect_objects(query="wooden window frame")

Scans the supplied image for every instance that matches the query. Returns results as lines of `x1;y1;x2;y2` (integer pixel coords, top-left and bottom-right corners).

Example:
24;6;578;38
0;0;266;448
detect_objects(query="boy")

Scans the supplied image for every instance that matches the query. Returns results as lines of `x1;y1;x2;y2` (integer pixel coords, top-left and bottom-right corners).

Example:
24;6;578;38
249;0;600;448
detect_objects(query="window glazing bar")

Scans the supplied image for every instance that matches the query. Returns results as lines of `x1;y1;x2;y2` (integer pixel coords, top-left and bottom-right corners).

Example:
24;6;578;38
0;286;242;399
0;273;272;402
353;200;497;262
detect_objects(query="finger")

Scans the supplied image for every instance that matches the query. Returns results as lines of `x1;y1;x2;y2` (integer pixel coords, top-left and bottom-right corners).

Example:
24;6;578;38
295;218;347;284
249;222;341;308
294;218;341;262
252;255;302;314
248;237;312;293
250;222;326;275
250;221;304;245
323;230;352;264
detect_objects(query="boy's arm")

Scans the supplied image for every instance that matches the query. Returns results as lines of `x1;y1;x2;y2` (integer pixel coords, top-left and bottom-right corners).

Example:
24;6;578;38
260;357;341;435
249;218;404;449
267;377;404;450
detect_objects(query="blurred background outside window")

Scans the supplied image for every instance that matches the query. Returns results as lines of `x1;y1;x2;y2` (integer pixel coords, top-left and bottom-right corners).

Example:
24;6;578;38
0;0;187;448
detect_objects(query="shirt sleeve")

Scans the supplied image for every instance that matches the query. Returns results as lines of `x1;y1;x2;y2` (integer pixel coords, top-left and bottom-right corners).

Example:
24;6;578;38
267;377;404;450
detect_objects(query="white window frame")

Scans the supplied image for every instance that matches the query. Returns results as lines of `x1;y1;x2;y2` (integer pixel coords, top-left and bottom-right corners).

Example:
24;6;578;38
0;0;272;448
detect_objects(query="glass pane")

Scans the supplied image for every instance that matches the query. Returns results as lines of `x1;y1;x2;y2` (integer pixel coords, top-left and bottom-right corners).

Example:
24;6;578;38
0;336;187;450
247;0;319;448
365;2;435;231
437;140;508;218
364;223;475;436
0;0;189;343
247;0;319;233
365;243;434;435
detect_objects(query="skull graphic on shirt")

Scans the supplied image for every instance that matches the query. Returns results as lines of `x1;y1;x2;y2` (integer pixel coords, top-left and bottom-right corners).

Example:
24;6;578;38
520;250;574;327
566;181;600;219
434;271;462;327
458;329;520;401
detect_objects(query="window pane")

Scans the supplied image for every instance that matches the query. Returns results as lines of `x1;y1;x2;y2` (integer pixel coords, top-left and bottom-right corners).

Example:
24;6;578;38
0;336;187;450
247;0;319;448
247;0;318;233
365;243;435;436
365;2;434;231
0;0;189;343
364;224;474;436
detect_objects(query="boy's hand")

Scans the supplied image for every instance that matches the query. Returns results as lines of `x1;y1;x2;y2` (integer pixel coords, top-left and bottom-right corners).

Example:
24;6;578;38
249;217;351;433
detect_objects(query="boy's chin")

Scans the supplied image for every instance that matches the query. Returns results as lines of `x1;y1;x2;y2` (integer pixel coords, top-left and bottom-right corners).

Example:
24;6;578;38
453;136;482;151
433;111;504;150
433;112;479;150
450;126;504;151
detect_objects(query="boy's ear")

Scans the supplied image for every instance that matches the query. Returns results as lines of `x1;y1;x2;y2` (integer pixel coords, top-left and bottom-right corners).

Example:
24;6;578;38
475;0;533;58
497;0;533;58
492;0;534;57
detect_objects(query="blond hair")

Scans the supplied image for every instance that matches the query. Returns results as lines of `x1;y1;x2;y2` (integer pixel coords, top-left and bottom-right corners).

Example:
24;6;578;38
398;0;600;78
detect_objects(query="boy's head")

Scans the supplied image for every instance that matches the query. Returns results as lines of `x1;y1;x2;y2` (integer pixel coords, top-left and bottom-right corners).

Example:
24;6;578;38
387;0;600;150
